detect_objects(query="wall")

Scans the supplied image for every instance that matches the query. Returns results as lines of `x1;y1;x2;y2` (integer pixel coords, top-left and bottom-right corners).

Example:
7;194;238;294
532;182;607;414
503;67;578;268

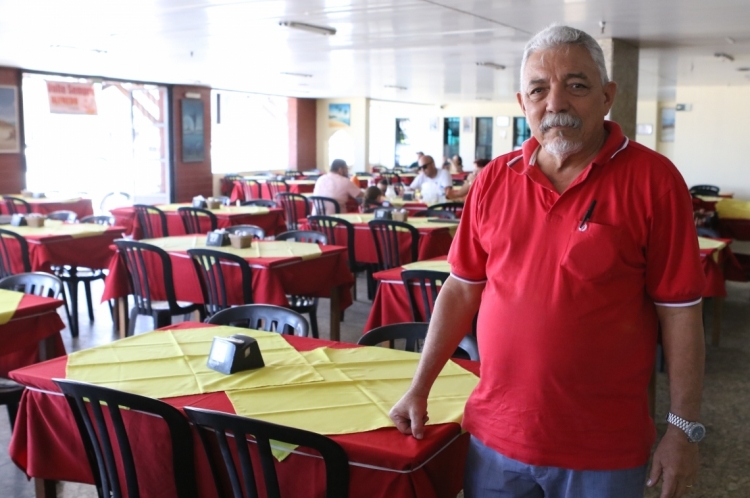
316;98;369;172
672;86;750;199
171;85;212;202
288;98;317;171
635;100;658;151
369;100;441;168
0;67;25;193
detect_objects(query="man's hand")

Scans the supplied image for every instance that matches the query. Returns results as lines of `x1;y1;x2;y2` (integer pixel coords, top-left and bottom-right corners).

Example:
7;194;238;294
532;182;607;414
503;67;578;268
647;425;699;497
389;391;430;439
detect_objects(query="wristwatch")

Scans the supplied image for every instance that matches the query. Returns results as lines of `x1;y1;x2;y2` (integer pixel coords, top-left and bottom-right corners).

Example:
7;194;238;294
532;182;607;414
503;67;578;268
666;412;706;443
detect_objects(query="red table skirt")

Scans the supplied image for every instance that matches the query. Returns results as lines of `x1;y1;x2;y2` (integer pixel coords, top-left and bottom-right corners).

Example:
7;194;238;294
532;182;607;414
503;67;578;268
229;181;314;203
0;198;94;219
9;323;476;498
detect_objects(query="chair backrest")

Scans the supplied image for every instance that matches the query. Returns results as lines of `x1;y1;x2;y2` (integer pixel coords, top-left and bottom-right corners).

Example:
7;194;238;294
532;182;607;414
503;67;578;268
0;228;31;279
4;196;32;215
133;204;169;239
47;210;78;223
241;199;278;208
410;210;456;220
225;224;265;239
241;180;262;201
0;272;63;298
309;196;341;215
177;206;218;234
114;239;181;315
275;193;310;231
368;219;419;270
53;379;198;498
80;215;114;226
266;180;289;200
307;216;356;268
401;269;450;321
427;202;464;213
185;407;349;498
380;172;400;184
358;322;479;361
207;304;309;337
689;184;720;196
187;248;254;317
100;191;132;212
275;230;327;245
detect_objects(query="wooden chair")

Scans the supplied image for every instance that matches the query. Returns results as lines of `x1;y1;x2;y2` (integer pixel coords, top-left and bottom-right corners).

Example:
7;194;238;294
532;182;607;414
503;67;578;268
276;193;310;231
54;379;198;498
46;210;78;223
401;269;450;321
4;197;32;215
0;228;31;279
225;225;265;239
177;206;218;234
188;248;254;318
267;180;289;200
368;219;419;270
133;204;169;239
309;196;341;215
185;407;348;498
358;322;479;361
207;304;310;337
241;199;277;208
410;210;456;220
427;202;464;213
114;240;203;336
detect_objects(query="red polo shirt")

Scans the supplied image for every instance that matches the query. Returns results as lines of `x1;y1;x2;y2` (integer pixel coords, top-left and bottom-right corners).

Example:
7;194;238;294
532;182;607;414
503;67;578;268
448;121;705;470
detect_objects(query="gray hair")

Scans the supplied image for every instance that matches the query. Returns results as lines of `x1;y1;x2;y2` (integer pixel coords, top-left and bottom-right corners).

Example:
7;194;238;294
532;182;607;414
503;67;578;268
520;25;609;89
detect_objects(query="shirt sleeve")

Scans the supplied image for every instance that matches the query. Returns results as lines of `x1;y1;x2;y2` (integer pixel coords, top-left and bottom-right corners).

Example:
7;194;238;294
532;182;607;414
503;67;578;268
447;167;489;283
345;178;362;198
410;173;424;190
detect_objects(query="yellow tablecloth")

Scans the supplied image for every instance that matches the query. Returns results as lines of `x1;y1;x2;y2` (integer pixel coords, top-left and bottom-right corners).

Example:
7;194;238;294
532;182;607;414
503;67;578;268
0;289;24;325
402;260;451;272
698;237;728;252
1;220;108;238
66;327;325;398
142;237;322;261
716;199;750;220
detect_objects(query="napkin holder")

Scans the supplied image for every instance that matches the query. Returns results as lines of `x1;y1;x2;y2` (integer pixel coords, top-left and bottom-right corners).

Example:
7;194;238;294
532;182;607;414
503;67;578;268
402;192;414;201
229;233;253;249
192;195;207;208
391;209;409;222
373;208;392;220
10;214;27;226
26;214;46;227
206;229;230;247
207;334;264;374
32;192;46;199
206;197;222;209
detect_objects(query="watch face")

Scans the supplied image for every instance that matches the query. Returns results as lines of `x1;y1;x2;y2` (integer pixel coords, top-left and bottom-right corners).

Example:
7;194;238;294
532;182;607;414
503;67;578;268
689;424;706;442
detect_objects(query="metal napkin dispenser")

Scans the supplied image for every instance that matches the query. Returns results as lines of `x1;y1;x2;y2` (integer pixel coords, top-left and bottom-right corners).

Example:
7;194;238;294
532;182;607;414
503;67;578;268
206;229;230;247
192;196;207;208
373;208;392;220
10;214;27;226
207;334;265;374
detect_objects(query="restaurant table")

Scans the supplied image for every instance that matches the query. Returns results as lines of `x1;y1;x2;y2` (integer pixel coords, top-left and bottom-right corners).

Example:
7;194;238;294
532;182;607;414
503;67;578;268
0;292;67;378
229;179;317;203
10;321;478;498
102;236;354;340
110;204;287;239
0;196;94;219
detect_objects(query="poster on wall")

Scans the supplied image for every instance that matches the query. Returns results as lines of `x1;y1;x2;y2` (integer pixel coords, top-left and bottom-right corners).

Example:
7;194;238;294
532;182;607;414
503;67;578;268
46;81;98;114
328;103;351;127
462;116;473;133
182;99;205;163
660;108;675;142
0;86;20;153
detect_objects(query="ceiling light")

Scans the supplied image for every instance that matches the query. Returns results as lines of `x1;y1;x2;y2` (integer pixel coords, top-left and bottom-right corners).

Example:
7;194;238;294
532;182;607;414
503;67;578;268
737;67;750;72
279;21;336;36
384;85;407;90
476;62;506;70
725;37;736;44
281;72;313;78
714;52;734;62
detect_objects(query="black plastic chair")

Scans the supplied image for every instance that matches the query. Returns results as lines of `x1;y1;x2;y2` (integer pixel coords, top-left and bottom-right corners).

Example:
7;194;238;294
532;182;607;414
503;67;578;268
178;206;218;234
241;199;277;208
0;228;31;279
4;196;32;215
80;215;114;225
427;202;464;213
185;407;348;498
133;204;169;239
207;304;310;337
410;210;457;220
100;191;132;212
401;269;450;321
114;240;203;336
46;210;78;223
309;196;341;215
368;219;420;270
188;248;254;318
53;379;198;498
689;185;720;197
276;193;310;231
241;179;263;201
380;172;400;184
275;230;327;245
0;378;23;432
225;225;265;239
358;322;479;361
267;180;289;200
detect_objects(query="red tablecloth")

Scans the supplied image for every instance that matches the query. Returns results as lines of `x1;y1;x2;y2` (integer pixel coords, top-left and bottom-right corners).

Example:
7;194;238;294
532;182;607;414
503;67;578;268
0;294;66;377
9;322;476;498
0;197;94;219
229;180;315;203
101;238;354;311
110;206;287;239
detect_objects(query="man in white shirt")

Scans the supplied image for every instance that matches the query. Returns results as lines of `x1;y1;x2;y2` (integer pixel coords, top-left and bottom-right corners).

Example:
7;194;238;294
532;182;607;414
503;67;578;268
312;159;363;214
410;155;455;200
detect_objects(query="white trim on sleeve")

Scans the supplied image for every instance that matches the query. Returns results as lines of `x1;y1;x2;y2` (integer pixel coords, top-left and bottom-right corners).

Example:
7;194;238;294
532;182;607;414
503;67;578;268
450;273;487;285
654;298;702;308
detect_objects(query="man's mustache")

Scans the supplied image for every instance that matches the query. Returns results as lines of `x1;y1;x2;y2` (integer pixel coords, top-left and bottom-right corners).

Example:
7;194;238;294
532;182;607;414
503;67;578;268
539;113;583;133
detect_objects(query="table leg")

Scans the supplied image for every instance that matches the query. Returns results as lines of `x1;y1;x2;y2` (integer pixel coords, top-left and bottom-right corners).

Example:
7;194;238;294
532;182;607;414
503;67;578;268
116;297;128;339
34;478;56;498
712;296;724;347
38;336;56;362
329;286;341;342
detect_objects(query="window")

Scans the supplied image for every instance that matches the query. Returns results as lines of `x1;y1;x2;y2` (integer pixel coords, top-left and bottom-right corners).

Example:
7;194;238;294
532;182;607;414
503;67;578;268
513;117;531;150
475;117;493;160
443;117;460;158
328;129;355;167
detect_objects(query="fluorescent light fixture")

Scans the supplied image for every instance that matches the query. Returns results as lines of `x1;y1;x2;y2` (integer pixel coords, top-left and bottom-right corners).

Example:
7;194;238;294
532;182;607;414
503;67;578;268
476;62;506;70
736;67;750;72
725;37;736;44
279;21;336;36
384;85;407;90
281;72;313;78
714;52;734;62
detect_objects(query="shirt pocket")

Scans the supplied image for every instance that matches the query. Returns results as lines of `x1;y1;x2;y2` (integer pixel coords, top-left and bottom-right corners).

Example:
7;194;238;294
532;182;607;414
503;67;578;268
560;222;626;282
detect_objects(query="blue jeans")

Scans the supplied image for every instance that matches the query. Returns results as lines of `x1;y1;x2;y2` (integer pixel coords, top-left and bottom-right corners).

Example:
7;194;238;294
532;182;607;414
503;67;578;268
464;436;648;498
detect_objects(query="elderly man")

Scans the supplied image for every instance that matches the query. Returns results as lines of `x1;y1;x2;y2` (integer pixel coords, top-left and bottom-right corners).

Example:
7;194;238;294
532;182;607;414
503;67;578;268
410;154;456;200
312;159;362;214
389;25;705;498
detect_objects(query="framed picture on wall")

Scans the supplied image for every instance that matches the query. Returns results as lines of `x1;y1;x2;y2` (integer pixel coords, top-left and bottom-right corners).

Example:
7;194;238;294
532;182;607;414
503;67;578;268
0;85;21;154
328;103;351;127
462;116;473;133
181;98;205;162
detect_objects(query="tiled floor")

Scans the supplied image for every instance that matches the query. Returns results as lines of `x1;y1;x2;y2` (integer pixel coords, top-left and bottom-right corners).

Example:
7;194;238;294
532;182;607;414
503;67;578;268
2;277;750;497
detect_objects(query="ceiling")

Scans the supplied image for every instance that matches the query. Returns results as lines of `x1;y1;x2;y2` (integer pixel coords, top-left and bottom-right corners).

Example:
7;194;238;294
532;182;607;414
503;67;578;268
2;0;750;104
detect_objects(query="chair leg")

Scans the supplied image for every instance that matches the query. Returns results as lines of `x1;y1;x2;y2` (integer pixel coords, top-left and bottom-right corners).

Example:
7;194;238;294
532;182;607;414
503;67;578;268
309;299;319;339
61;282;78;338
128;307;139;337
366;266;376;301
351;271;358;301
154;311;172;329
7;402;19;431
67;277;81;338
84;280;95;322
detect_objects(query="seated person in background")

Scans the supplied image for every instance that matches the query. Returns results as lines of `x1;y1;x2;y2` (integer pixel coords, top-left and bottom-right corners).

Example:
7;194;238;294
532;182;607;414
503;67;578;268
411;154;456;200
408;151;424;170
453;158;489;199
377;179;389;193
362;186;384;212
313;159;363;214
450;154;464;174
